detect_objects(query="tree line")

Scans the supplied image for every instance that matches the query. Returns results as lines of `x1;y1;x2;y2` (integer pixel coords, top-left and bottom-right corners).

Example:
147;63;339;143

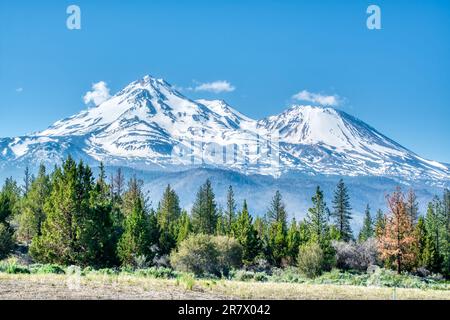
0;156;448;278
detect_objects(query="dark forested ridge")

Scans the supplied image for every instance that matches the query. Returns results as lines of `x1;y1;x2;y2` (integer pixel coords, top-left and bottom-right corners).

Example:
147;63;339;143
0;156;449;279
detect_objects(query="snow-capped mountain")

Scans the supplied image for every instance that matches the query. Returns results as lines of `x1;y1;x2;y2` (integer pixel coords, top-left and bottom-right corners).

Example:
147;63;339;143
0;75;448;186
258;105;449;182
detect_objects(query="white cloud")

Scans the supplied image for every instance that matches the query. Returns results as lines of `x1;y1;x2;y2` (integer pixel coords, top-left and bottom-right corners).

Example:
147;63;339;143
194;80;236;93
292;90;340;106
16;87;23;93
83;81;111;105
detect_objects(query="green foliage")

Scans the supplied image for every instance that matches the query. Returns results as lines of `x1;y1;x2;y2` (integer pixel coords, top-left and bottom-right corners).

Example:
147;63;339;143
266;191;289;266
297;242;324;278
286;219;301;264
414;216;428;268
268;221;287;266
191;179;218;235
232;201;260;265
0;258;29;274
1;155;448;281
177;210;191;244
29;157;114;267
224;185;236;234
0;223;14;259
213;236;243;275
229;269;269;282
170;234;242;276
17;164;50;243
374;209;385;238
0;190;14;226
134;266;177;278
117;196;151;266
157;185;181;254
331;179;353;241
443;189;450;277
1;177;21;218
358;204;374;242
267;190;287;231
29;264;65;274
424;198;446;273
306;186;329;243
170;234;219;276
178;273;196;290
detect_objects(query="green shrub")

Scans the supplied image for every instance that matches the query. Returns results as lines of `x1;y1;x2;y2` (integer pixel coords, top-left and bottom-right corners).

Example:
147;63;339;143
269;267;306;283
0;258;30;274
178;273;196;290
29;264;65;274
213;236;243;275
230;270;268;282
297;242;324;278
171;234;243;277
135;267;177;279
170;234;219;276
0;223;15;259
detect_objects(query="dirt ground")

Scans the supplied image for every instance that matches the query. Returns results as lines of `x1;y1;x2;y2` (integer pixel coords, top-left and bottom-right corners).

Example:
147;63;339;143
0;274;233;300
0;274;449;300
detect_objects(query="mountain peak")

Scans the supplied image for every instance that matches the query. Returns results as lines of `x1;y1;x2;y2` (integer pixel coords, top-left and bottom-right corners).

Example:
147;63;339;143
0;75;447;183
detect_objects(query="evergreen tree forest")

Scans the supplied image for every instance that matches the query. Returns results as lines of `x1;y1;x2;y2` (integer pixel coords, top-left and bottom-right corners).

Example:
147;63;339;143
0;157;449;278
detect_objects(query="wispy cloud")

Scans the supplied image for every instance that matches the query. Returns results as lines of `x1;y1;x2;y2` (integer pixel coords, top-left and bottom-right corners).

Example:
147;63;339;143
16;87;23;93
292;90;341;107
83;81;111;105
194;80;236;93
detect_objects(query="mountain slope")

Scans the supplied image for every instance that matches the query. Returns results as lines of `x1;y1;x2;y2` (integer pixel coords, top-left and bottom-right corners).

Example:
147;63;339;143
0;75;448;185
258;105;448;181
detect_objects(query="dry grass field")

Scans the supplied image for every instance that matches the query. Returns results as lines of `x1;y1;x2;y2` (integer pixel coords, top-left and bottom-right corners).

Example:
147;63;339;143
0;273;449;300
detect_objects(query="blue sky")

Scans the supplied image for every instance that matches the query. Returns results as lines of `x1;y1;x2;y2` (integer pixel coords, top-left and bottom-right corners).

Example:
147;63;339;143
0;0;449;162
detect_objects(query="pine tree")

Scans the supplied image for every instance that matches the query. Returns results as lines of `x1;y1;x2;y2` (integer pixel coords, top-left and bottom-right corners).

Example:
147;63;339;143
298;220;310;245
267;190;287;231
122;176;149;219
378;188;417;273
286;218;301;263
17;164;50;243
147;208;160;248
331;179;353;241
0;183;15;258
113;167;125;198
157;184;181;254
358;204;374;242
254;215;270;260
30;157;89;264
191;179;218;235
225;186;236;234
414;216;428;268
1;177;21;217
424;199;445;273
441;189;450;277
254;215;268;240
306;186;329;243
215;207;227;236
117;196;151;266
23;166;31;196
405;189;419;225
374;209;385;238
29;157;115;266
0;222;14;259
0;188;13;227
266;191;288;265
96;162;109;201
232;200;260;265
269;221;287;266
177;209;191;244
82;180;115;267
